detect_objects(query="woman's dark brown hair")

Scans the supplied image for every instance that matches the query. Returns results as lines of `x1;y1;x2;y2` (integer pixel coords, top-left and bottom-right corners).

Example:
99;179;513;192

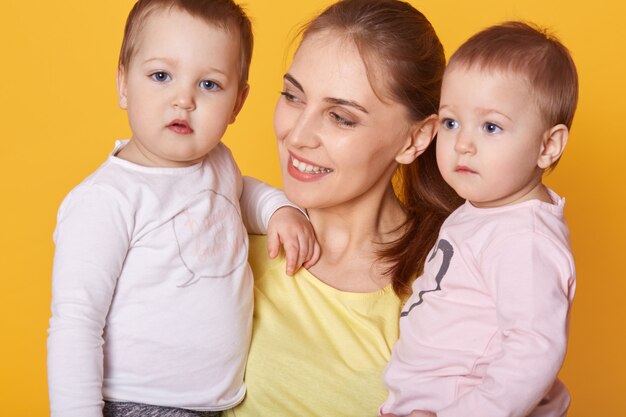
301;0;462;297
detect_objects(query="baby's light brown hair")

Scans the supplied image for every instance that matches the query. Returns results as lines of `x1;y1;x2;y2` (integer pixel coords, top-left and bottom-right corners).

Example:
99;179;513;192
448;21;578;134
118;0;253;90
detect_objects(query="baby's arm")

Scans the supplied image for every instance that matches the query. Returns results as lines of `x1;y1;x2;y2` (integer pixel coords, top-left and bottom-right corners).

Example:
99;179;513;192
240;176;319;275
436;232;575;417
47;185;130;417
265;205;320;275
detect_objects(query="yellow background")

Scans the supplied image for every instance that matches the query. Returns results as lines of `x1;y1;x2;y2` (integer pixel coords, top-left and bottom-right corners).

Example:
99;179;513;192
1;0;623;415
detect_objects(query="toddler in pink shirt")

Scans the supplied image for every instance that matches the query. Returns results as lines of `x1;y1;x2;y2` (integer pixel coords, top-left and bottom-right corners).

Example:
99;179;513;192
381;21;578;417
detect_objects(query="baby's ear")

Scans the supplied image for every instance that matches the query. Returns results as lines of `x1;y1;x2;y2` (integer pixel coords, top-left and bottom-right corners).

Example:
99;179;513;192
116;67;128;109
537;124;569;169
395;114;437;165
229;84;250;124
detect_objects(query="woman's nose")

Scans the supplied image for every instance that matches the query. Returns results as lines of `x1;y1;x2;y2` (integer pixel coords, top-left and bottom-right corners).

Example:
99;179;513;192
285;110;321;149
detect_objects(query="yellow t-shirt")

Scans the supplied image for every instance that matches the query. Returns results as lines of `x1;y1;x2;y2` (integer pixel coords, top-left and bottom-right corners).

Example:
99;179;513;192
228;235;402;417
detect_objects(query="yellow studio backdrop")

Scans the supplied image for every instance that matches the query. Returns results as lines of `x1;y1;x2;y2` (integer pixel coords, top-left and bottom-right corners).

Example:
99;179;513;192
1;0;623;415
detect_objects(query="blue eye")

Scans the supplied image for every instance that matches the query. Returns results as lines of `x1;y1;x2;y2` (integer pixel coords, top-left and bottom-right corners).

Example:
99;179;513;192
483;122;502;134
442;118;459;129
200;80;220;91
150;71;171;82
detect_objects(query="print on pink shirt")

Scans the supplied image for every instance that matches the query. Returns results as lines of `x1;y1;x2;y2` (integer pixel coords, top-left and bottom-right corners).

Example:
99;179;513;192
401;239;453;317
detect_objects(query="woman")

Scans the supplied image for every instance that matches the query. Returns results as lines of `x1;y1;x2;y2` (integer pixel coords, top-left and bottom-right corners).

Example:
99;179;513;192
230;0;461;415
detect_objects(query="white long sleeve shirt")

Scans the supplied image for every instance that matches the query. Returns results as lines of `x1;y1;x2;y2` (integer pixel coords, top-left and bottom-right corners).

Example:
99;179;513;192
382;190;575;417
48;141;293;416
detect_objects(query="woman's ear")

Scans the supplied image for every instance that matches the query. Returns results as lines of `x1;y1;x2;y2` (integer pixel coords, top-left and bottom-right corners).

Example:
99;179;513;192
116;68;128;109
395;114;438;165
537;124;569;169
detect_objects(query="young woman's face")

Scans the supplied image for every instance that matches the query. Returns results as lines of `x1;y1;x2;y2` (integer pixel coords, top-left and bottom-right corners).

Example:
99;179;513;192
274;31;422;211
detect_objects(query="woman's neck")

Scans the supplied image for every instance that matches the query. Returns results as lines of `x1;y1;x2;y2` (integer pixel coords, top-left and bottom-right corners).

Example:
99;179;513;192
305;185;406;292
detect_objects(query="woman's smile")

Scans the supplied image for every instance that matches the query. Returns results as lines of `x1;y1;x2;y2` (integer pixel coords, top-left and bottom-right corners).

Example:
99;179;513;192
287;153;333;182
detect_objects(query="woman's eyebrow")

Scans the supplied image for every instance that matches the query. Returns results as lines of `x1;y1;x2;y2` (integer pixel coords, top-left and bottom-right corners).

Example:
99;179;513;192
284;73;303;92
324;97;368;114
284;73;368;114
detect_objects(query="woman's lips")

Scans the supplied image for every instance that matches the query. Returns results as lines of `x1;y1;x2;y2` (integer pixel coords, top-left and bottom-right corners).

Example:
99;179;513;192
287;153;333;181
167;119;194;134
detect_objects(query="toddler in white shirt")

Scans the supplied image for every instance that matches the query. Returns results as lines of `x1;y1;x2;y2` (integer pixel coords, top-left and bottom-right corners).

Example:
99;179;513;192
47;1;319;416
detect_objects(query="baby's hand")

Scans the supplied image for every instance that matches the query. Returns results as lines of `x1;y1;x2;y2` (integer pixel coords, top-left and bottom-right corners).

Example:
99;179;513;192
381;411;436;417
267;207;320;275
406;411;436;417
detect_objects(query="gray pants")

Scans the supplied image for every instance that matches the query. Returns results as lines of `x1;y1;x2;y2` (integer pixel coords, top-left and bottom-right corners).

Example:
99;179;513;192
103;401;222;417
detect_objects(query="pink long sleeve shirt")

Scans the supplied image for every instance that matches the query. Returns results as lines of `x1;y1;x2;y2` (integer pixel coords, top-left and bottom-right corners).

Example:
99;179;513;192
382;190;575;417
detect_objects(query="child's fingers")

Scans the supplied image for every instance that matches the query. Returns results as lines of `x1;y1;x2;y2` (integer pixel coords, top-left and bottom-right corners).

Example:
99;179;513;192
303;240;321;269
304;236;314;262
267;231;280;259
296;234;310;271
406;411;436;417
283;240;299;276
301;245;312;268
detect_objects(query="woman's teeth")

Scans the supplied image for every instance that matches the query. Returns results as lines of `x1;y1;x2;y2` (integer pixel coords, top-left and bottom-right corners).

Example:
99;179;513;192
291;156;332;174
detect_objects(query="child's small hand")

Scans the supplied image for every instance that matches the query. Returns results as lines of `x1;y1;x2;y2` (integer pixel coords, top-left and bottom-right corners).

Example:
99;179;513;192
267;207;320;275
381;411;436;417
406;411;436;417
